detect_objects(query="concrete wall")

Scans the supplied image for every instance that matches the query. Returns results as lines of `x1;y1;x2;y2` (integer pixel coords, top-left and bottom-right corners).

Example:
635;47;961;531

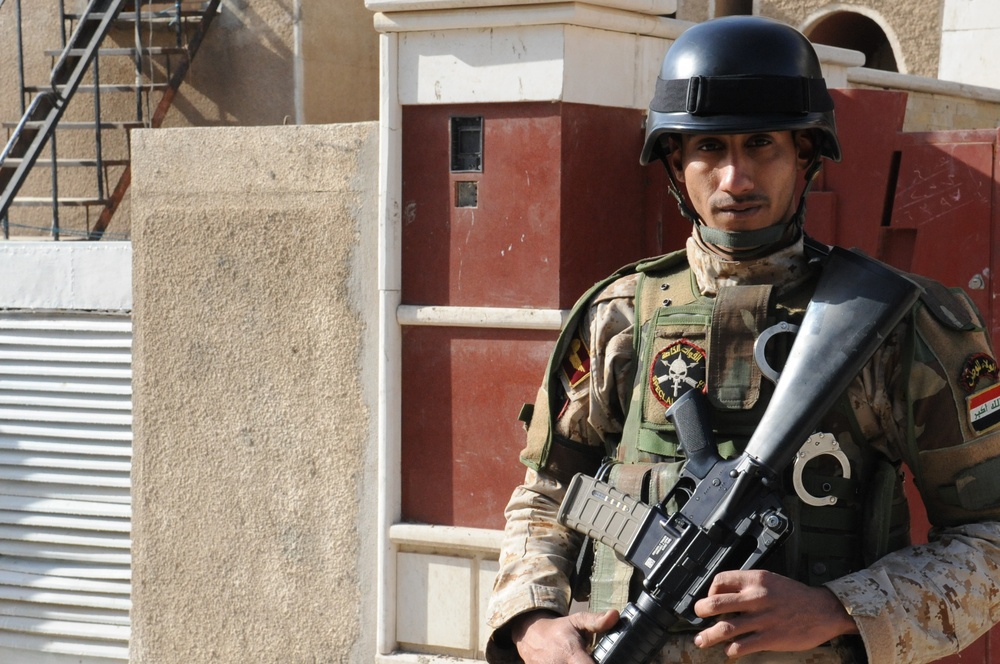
671;1;943;78
0;0;378;127
302;0;380;124
847;67;1000;133
903;90;1000;132
129;122;379;663
760;0;942;77
155;0;377;126
0;1;378;240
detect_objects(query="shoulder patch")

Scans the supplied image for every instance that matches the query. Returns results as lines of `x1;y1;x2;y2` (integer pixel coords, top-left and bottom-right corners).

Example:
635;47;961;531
961;353;998;393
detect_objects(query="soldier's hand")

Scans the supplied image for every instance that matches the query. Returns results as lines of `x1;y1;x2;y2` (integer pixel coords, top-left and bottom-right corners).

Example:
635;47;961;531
511;609;619;664
692;569;859;657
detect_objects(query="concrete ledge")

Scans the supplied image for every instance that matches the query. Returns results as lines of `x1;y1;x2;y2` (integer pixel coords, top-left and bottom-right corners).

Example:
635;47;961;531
366;0;677;16
390;523;503;554
397;305;567;330
373;3;688;38
849;66;1000;103
378;653;484;664
815;43;867;69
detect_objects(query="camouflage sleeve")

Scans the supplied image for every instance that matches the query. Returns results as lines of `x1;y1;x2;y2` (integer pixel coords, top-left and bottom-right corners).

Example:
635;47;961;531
827;294;1000;663
485;276;636;663
484;469;583;664
826;523;1000;664
549;274;638;449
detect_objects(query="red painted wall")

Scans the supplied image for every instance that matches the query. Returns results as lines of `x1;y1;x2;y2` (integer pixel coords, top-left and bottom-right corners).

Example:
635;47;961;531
400;102;679;527
823;89;996;335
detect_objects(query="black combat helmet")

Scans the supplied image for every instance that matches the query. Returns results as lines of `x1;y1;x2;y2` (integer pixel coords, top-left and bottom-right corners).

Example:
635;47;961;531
639;16;841;166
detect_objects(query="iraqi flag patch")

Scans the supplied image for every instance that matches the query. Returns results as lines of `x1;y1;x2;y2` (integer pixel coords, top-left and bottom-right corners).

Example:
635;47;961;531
649;340;707;409
968;381;1000;434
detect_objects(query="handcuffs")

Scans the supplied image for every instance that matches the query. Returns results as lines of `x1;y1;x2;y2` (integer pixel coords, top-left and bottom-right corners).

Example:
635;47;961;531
754;322;851;507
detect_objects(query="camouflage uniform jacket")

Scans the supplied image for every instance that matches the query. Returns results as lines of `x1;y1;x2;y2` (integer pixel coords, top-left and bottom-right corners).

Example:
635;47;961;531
486;233;1000;664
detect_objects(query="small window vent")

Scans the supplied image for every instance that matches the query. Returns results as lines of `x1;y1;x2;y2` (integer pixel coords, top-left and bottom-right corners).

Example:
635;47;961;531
450;116;483;173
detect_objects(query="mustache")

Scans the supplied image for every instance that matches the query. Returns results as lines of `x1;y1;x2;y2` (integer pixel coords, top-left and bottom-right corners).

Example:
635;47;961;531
710;193;769;210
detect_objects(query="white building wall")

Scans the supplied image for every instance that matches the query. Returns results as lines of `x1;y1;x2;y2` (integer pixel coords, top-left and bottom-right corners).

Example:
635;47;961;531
939;0;1000;87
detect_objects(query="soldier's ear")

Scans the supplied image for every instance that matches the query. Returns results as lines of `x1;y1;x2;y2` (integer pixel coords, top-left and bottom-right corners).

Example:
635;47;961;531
666;135;685;183
793;130;818;171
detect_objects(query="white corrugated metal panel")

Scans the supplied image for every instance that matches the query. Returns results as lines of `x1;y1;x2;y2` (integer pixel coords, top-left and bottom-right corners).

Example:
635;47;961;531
0;312;131;663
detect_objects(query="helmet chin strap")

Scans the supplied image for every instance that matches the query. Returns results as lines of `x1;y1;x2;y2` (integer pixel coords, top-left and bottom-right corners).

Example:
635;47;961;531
659;155;823;257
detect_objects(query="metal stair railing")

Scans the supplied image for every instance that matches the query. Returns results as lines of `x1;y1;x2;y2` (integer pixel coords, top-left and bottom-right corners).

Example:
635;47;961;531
90;0;222;240
0;0;128;238
0;1;221;241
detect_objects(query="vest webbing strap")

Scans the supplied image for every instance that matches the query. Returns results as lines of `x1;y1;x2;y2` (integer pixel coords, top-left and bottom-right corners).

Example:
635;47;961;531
938;455;1000;510
709;284;772;410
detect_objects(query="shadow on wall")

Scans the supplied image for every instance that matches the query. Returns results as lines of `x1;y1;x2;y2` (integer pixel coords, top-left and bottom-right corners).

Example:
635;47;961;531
167;0;297;126
807;10;898;72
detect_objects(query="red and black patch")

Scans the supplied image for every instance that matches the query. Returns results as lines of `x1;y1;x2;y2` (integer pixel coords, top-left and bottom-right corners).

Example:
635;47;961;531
961;352;998;393
560;334;591;388
649;340;707;409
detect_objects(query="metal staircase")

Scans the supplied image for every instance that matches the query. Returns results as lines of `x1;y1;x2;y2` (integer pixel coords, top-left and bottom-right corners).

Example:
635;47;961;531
0;0;221;240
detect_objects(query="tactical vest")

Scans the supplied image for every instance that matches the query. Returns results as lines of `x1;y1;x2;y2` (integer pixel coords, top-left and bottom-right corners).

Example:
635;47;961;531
586;250;912;614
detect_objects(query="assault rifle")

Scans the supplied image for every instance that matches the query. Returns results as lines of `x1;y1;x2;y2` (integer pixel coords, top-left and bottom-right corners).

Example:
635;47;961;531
557;246;921;664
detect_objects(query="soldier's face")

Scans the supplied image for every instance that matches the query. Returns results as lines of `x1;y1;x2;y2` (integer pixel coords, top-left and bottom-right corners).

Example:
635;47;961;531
669;131;814;234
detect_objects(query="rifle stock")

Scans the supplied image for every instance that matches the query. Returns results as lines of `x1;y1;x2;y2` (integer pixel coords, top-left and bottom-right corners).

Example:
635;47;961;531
746;247;921;473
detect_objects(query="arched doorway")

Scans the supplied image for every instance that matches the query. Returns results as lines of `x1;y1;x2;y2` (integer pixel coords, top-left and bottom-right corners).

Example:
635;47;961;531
805;10;900;72
714;0;752;17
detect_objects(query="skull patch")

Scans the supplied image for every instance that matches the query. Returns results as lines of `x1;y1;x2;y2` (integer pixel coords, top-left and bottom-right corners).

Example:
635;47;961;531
650;340;707;409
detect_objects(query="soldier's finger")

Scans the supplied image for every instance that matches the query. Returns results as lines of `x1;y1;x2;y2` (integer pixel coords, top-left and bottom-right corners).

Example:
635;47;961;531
568;609;619;636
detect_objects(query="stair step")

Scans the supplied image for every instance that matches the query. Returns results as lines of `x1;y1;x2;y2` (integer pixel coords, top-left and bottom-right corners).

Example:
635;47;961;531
23;83;170;94
1;120;144;131
44;46;188;57
0;234;93;242
1;120;144;130
67;9;212;23
124;1;215;6
2;158;130;168
8;197;110;208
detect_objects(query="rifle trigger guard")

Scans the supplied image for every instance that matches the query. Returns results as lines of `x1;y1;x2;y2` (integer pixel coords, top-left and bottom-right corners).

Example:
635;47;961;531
792;433;851;507
754;322;800;383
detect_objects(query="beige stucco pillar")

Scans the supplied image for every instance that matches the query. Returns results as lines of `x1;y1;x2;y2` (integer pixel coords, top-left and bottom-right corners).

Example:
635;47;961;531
130;122;379;663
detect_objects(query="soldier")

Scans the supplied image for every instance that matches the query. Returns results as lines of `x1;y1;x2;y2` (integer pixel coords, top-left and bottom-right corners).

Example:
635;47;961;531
486;15;1000;664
